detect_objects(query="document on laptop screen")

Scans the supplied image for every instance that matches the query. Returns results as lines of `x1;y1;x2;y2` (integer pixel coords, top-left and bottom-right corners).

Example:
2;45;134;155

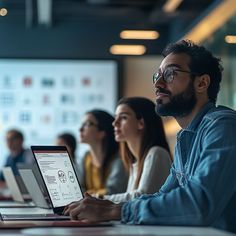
33;150;83;208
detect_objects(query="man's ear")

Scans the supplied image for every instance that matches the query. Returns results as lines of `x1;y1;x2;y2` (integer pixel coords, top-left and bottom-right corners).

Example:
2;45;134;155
195;74;210;93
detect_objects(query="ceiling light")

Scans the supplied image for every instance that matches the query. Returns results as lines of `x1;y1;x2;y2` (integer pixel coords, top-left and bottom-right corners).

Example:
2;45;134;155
225;35;236;44
37;0;52;26
163;0;183;13
120;30;159;40
0;8;8;16
110;45;146;55
183;0;236;43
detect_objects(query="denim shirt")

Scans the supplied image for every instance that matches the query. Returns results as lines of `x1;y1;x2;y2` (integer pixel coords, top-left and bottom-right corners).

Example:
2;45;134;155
121;102;236;233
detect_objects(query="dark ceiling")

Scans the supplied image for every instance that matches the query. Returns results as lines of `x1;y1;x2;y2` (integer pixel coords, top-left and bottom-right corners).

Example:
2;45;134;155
0;0;218;58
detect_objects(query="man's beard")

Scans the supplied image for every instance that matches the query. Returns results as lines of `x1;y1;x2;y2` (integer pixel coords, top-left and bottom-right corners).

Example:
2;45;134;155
155;80;197;118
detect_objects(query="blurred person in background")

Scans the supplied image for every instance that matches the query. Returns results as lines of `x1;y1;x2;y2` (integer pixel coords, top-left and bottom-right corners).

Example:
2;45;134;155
0;129;33;181
77;109;128;196
56;132;77;163
101;97;172;203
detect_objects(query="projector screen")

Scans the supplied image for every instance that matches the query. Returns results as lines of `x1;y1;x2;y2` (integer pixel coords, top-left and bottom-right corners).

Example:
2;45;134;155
0;59;118;167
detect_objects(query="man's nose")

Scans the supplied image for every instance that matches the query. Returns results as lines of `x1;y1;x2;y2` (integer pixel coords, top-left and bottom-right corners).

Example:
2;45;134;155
154;77;166;88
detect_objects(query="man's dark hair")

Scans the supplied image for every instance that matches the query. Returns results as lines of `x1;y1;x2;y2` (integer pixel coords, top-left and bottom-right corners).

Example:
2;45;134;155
8;129;24;141
162;39;223;104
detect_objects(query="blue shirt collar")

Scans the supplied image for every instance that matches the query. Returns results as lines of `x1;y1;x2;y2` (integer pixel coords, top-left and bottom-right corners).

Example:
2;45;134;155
185;102;215;132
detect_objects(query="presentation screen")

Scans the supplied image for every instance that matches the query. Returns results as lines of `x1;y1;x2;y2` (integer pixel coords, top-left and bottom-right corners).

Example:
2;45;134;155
0;59;118;166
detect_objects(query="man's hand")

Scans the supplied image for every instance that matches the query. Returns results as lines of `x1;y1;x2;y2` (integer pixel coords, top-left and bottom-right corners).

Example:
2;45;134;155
64;193;123;222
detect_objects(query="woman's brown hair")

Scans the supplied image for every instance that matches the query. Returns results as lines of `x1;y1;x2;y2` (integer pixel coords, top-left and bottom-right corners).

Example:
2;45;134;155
118;97;171;188
86;109;118;180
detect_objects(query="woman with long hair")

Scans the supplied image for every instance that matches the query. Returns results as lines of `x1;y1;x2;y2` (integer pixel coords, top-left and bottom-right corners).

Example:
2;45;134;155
77;109;128;196
102;97;172;202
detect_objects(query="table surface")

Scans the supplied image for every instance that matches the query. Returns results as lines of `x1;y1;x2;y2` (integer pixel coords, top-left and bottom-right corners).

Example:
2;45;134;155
0;222;235;236
0;201;235;236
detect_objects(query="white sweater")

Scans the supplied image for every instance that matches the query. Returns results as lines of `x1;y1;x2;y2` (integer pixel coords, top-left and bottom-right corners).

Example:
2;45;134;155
103;146;171;203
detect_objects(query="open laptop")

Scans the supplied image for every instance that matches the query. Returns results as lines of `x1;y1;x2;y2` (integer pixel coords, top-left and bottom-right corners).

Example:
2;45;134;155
17;163;48;197
18;169;50;209
0;146;84;221
17;163;51;208
2;167;24;203
1;167;35;207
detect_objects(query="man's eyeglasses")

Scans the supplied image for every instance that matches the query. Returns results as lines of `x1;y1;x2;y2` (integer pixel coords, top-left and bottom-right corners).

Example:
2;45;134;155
153;67;198;84
80;121;98;129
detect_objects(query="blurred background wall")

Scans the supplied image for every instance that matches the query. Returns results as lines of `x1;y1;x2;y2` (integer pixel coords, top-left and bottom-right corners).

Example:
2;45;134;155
0;0;236;164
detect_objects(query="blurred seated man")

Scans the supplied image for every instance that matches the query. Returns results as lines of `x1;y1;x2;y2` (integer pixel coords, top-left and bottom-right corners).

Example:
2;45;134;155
0;129;33;181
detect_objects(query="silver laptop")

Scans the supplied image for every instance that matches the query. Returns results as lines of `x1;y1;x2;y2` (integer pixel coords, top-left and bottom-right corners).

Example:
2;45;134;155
18;169;50;209
16;163;48;197
0;146;84;221
2;167;33;205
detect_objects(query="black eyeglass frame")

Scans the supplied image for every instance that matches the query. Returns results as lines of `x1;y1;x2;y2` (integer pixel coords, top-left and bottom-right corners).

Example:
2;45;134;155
153;68;199;84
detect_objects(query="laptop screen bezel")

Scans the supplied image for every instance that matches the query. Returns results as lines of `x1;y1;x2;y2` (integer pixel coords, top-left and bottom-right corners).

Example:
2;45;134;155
31;145;84;215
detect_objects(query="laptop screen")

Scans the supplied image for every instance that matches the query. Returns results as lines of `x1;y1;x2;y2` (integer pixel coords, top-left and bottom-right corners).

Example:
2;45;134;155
31;146;83;209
